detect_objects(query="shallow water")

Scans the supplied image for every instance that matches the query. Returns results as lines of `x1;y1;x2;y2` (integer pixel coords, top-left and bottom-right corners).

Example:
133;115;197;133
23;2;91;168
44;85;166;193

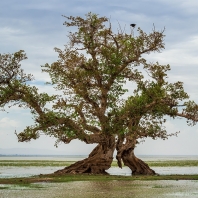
1;155;198;178
107;166;198;176
153;167;198;175
1;180;198;198
0;166;65;178
1;166;198;178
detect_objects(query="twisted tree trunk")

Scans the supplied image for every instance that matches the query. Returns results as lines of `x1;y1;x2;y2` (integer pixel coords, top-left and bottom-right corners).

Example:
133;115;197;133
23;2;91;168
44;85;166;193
55;135;115;175
116;136;156;175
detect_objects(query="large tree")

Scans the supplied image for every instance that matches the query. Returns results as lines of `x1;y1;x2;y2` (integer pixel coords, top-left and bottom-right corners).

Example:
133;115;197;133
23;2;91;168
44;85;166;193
1;13;198;175
115;63;198;175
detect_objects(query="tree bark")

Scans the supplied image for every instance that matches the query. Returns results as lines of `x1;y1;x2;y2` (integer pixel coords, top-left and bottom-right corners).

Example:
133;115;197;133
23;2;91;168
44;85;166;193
116;137;156;175
55;135;115;175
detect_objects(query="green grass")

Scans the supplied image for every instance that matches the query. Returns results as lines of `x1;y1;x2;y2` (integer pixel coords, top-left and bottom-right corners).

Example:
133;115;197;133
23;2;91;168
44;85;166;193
0;186;9;189
0;160;75;167
146;160;198;167
0;183;44;190
152;185;173;188
1;160;198;167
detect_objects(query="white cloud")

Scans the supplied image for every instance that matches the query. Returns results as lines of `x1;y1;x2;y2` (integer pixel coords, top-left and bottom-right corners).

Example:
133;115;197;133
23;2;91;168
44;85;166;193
0;117;19;128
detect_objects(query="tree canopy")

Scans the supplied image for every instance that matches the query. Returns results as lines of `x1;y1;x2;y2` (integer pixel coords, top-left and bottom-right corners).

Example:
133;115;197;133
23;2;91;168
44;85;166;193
1;13;198;174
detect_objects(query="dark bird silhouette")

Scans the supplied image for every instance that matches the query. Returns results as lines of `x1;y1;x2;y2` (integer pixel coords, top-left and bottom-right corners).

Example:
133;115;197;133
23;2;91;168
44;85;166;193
130;24;136;27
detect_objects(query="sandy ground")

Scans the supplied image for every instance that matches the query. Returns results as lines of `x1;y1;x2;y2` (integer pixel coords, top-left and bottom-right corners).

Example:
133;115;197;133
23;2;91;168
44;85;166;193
1;180;198;198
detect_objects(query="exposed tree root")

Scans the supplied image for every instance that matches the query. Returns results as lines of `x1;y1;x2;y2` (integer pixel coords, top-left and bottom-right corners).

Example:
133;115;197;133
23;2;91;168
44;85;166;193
116;137;156;175
55;136;115;175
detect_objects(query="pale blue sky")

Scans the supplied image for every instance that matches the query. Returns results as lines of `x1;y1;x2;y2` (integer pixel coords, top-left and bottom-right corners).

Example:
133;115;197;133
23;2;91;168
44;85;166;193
0;0;198;155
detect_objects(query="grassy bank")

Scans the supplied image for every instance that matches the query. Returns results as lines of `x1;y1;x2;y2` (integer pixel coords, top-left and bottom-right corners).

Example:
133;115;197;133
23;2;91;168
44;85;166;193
0;160;75;167
1;160;198;167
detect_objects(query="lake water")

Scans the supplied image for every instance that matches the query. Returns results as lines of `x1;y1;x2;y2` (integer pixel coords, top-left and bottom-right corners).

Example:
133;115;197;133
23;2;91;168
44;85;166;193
1;155;198;178
1;155;198;198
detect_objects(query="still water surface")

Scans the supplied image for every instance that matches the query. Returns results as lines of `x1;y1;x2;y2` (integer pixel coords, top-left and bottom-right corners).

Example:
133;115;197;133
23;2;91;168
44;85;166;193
1;155;198;178
1;166;198;178
1;180;198;198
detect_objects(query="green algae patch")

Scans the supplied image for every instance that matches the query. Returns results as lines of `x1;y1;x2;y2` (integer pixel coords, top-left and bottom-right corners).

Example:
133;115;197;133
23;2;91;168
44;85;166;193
0;183;45;191
0;186;9;189
152;184;174;188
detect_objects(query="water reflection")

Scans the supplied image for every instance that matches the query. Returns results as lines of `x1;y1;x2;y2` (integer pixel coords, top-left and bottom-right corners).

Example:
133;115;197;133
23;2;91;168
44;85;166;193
1;180;198;198
107;166;198;176
1;166;198;178
0;166;65;178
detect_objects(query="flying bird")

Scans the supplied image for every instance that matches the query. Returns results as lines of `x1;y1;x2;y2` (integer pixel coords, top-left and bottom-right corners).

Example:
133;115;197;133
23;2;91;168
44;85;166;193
130;24;136;27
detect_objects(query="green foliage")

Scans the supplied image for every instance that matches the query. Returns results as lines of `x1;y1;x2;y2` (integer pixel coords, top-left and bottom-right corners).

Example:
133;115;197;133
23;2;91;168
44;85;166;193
0;13;197;146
